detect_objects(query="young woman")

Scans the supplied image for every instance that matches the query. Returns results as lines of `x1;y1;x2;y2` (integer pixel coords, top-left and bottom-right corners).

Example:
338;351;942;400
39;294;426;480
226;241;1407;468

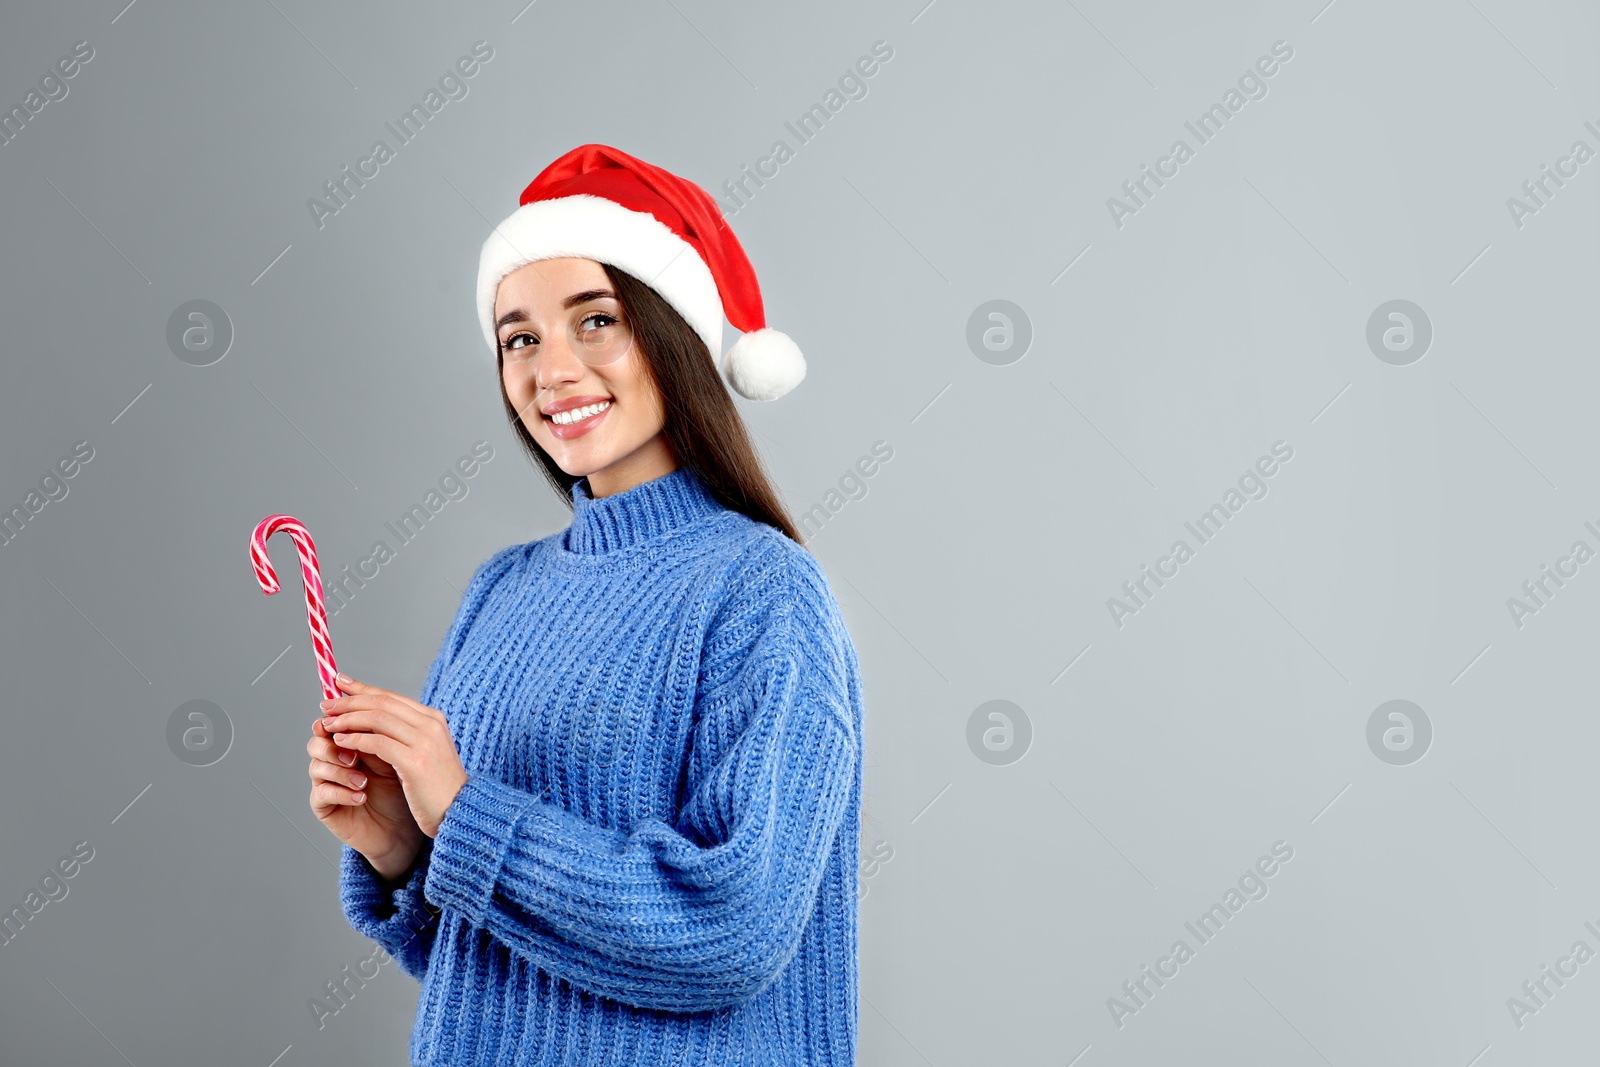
305;144;866;1066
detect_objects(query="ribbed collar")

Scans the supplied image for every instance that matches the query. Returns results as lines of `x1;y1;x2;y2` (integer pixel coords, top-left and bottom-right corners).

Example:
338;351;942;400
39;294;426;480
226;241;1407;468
562;466;724;554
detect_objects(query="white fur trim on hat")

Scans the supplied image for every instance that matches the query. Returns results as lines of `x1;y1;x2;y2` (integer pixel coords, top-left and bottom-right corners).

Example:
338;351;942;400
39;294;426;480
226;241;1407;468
476;193;723;364
723;328;805;401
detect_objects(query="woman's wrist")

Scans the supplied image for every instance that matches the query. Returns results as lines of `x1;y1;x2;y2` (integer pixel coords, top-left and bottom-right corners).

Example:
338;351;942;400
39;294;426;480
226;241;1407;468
368;842;423;885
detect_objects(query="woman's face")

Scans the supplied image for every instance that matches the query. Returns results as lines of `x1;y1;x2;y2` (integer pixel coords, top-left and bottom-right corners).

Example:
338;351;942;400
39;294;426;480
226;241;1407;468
495;257;676;497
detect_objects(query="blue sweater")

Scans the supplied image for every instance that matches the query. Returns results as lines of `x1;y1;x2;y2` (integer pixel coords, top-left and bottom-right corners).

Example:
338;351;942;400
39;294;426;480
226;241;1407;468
337;465;864;1066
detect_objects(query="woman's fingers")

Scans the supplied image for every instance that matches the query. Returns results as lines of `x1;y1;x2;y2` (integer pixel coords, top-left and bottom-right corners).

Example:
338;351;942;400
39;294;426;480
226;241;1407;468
326;676;448;728
313;718;398;776
312;739;357;768
310;716;359;765
324;728;401;768
324;692;424;727
312;779;366;806
321;706;420;748
309;754;368;793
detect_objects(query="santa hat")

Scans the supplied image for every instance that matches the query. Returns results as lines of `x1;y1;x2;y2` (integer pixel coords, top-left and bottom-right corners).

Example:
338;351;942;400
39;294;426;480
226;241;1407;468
476;143;804;402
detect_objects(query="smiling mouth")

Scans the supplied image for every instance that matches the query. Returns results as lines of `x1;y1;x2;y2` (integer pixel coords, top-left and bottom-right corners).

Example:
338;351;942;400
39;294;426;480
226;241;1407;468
540;398;615;441
543;399;613;426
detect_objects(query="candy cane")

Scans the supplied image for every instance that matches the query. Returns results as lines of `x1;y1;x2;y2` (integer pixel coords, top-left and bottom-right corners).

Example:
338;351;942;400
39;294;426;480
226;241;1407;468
249;514;340;702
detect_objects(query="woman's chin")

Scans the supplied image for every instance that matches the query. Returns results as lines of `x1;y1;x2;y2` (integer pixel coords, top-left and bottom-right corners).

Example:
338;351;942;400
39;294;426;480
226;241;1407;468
546;443;611;480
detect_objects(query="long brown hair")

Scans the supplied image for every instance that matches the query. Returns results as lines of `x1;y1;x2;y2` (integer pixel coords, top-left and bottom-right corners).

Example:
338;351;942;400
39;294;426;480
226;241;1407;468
495;262;803;545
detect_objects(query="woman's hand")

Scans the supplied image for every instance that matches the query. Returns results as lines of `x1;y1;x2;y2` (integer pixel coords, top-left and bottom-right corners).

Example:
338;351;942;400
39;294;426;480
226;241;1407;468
319;673;470;839
307;713;426;881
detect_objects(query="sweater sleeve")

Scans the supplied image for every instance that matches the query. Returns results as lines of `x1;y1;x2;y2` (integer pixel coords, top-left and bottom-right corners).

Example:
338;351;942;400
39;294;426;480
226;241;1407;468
421;554;861;1013
338;840;440;980
335;544;524;979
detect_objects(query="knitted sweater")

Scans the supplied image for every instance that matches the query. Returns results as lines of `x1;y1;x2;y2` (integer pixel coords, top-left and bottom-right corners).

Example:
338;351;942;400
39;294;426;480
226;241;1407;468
336;465;864;1066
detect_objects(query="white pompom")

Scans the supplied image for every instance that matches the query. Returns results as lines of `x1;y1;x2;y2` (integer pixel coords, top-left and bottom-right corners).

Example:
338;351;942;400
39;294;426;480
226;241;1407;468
722;328;806;401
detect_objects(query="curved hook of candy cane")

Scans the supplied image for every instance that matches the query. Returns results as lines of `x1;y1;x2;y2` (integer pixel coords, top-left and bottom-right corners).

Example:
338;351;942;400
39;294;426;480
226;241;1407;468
250;514;308;595
250;513;341;702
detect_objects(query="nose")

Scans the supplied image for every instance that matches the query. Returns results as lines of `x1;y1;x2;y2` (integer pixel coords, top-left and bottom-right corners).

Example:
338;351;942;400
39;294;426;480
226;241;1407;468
532;329;587;393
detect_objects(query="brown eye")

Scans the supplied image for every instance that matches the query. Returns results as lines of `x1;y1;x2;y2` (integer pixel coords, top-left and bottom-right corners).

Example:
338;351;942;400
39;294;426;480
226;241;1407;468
503;331;537;358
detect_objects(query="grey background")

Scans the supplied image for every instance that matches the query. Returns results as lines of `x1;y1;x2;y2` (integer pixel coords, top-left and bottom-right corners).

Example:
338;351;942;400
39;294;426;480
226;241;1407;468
1;0;1596;1064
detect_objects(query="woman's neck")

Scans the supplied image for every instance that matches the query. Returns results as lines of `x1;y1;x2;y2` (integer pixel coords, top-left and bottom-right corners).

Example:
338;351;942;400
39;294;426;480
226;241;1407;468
583;434;677;498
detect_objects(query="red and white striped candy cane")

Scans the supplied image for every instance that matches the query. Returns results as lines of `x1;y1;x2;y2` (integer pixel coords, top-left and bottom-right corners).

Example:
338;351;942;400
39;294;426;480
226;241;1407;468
249;514;340;702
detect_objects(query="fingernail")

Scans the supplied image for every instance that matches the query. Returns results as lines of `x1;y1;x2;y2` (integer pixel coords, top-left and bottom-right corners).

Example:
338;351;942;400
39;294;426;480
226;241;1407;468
322;716;337;727
339;751;356;766
337;673;351;684
319;699;333;709
353;793;365;802
352;774;367;789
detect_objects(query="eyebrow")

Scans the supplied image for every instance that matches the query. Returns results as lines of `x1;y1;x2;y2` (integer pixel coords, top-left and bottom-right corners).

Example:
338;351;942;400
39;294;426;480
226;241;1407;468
495;289;617;331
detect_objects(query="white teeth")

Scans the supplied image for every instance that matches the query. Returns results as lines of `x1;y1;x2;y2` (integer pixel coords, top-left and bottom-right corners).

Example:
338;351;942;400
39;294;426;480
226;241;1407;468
551;400;611;425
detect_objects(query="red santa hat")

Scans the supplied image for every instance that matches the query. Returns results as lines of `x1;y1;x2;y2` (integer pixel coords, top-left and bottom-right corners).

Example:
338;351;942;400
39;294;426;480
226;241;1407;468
476;143;804;402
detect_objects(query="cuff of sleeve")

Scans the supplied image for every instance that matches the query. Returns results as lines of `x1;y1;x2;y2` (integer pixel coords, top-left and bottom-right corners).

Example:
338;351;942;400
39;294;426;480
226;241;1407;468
424;776;536;924
339;841;438;934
